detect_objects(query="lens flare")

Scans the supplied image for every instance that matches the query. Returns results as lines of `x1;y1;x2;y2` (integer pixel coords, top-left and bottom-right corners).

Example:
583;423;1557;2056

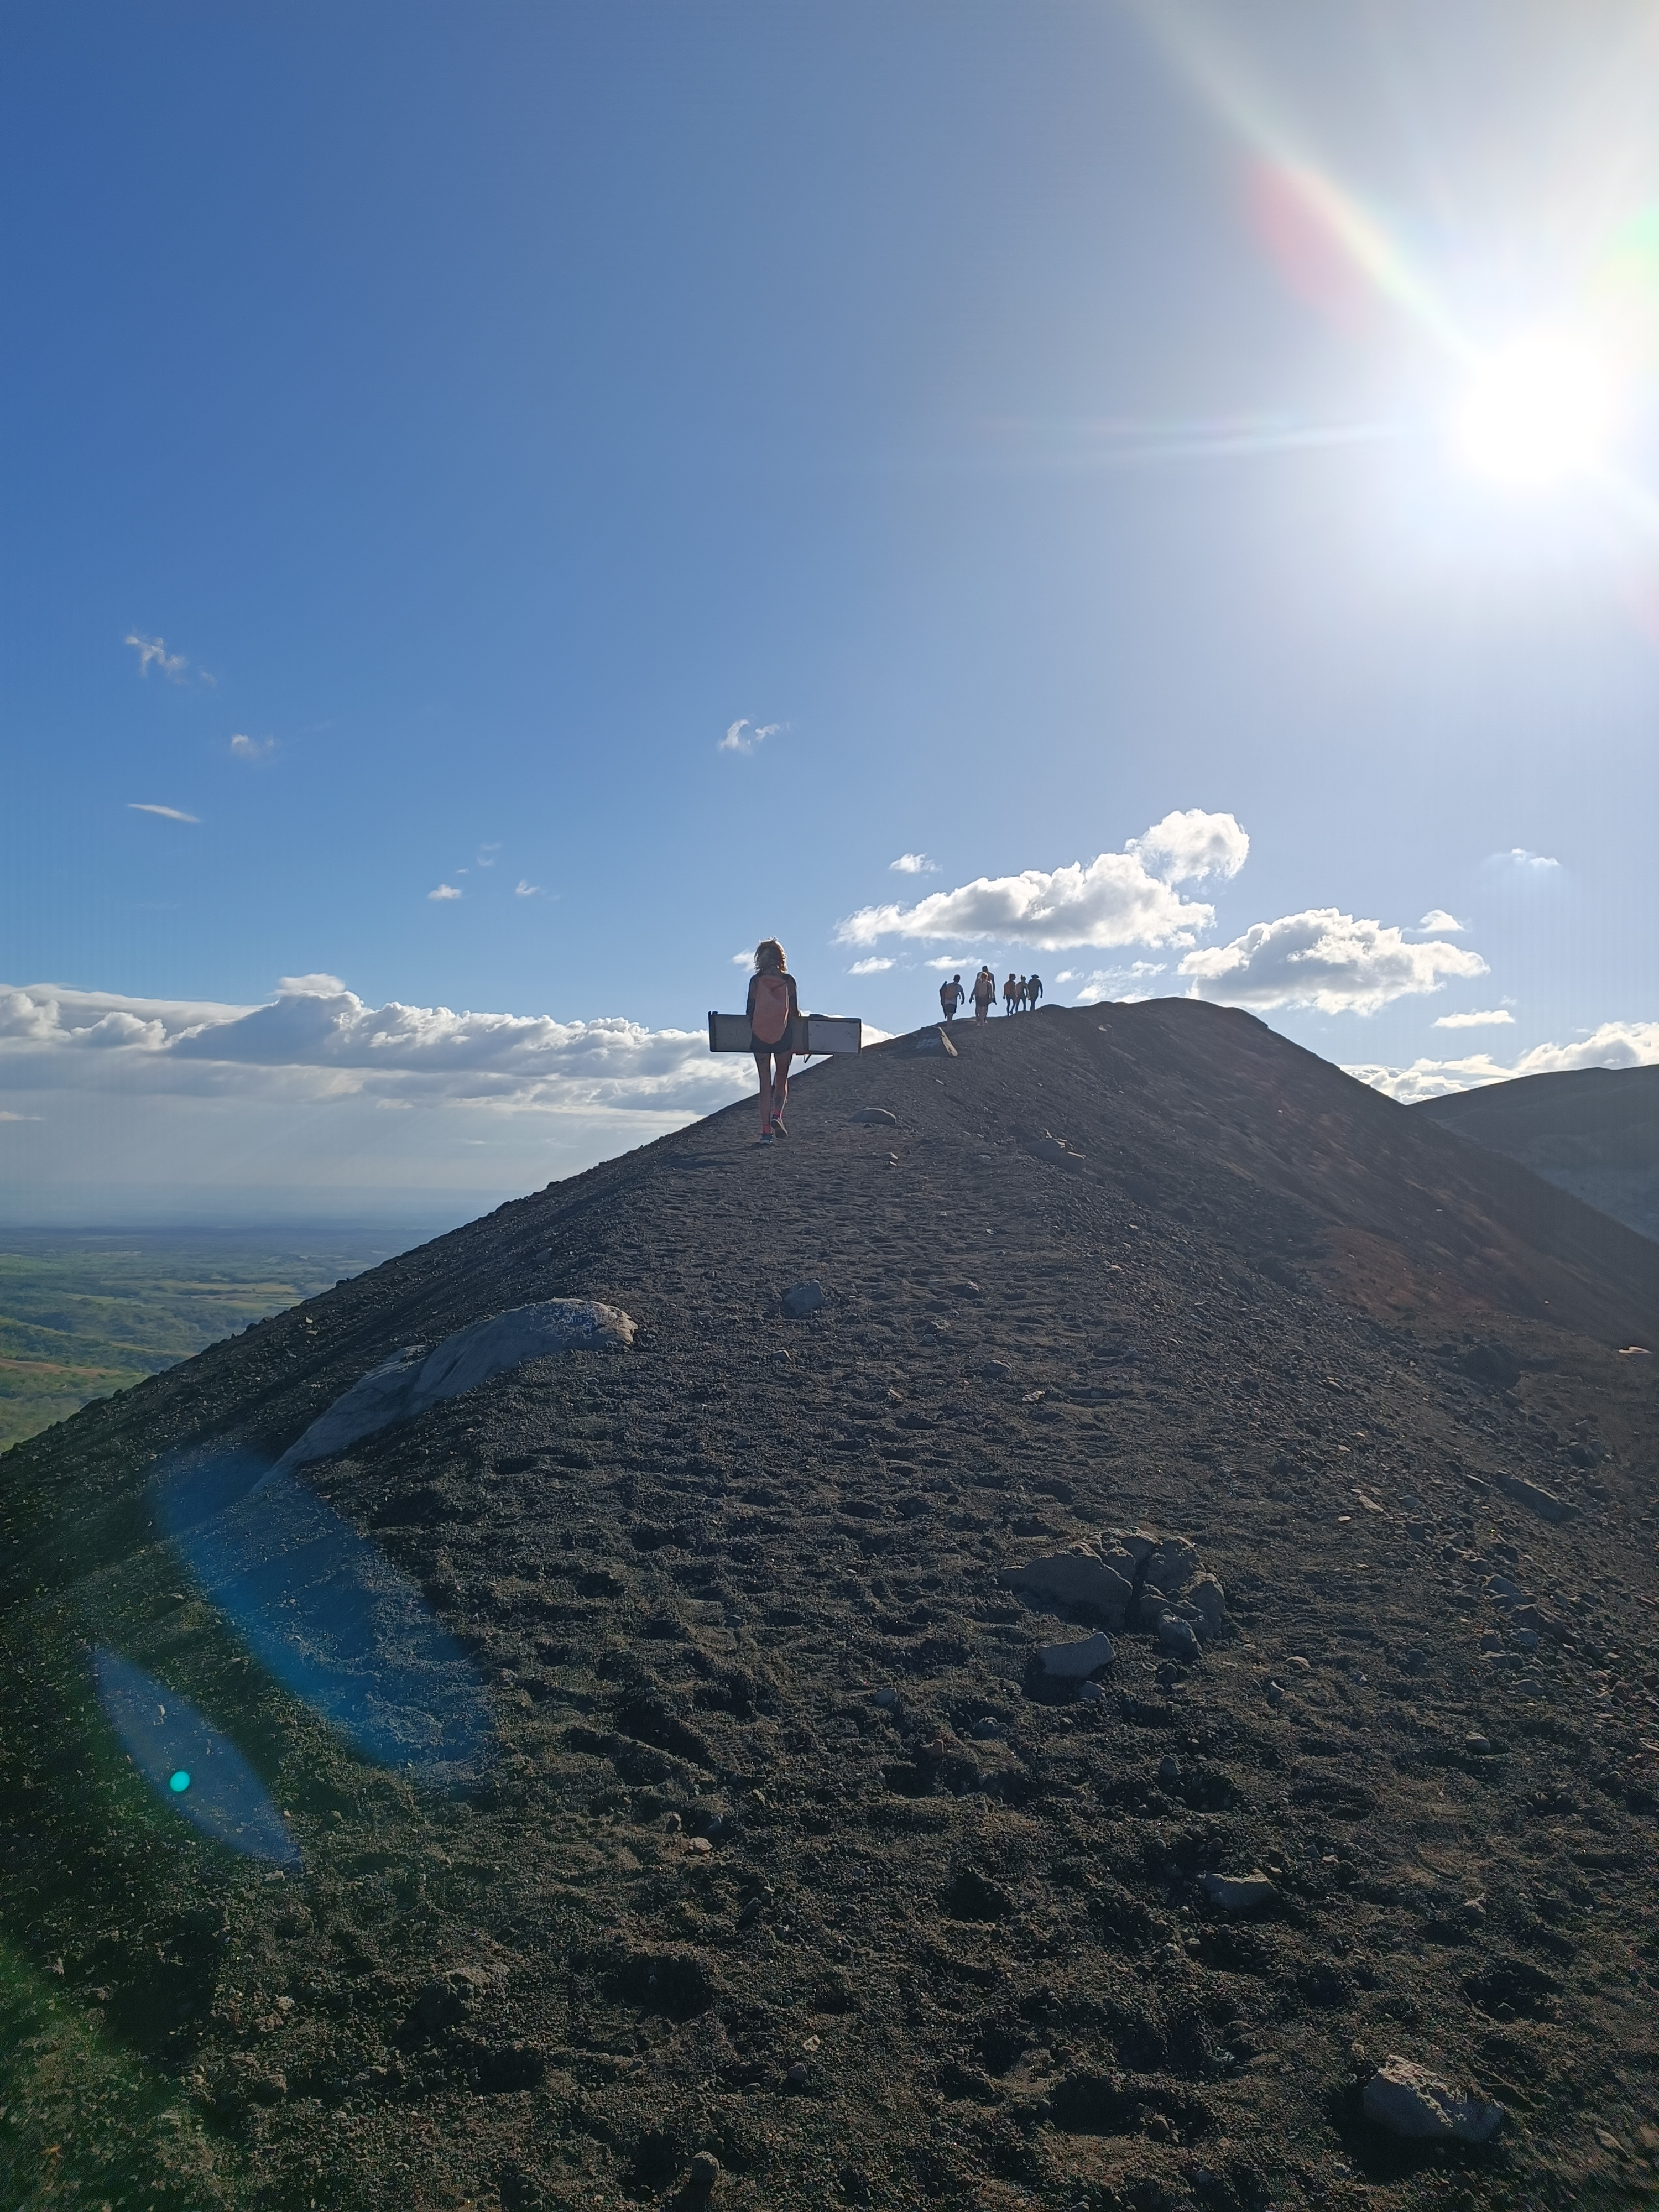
1454;335;1618;487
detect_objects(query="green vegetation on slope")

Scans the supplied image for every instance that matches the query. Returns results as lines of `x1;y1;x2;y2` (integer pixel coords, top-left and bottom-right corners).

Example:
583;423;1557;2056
0;1228;424;1450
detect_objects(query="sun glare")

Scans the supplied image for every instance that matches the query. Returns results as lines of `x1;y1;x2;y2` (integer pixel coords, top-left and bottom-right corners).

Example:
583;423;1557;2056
1454;333;1618;488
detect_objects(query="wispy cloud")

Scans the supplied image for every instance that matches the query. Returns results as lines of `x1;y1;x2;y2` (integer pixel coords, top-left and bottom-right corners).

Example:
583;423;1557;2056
427;884;463;902
839;811;1249;953
0;1109;42;1121
1493;848;1559;870
124;632;190;682
1063;960;1167;1002
1432;1008;1514;1030
514;880;541;898
1349;1021;1659;1104
848;956;894;974
477;844;502;868
731;950;754;967
1180;909;1484;1016
128;802;200;823
889;853;938;874
228;734;275;761
718;719;784;755
1413;908;1464;933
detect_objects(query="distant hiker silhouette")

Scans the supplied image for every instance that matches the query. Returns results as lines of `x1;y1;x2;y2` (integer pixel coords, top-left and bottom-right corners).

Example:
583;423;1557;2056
748;939;799;1145
1026;972;1044;1011
971;966;995;1022
939;974;965;1022
1003;973;1018;1015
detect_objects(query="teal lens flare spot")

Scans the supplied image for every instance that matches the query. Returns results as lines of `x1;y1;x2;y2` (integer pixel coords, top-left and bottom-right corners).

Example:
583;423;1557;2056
169;1769;192;1793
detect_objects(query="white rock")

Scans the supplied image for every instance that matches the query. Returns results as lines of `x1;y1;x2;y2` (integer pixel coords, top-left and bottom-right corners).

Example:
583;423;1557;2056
1200;1870;1276;1913
1038;1631;1115;1679
1361;2055;1504;2145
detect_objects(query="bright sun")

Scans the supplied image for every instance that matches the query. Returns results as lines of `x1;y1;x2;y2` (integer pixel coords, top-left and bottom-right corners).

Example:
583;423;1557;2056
1454;332;1619;488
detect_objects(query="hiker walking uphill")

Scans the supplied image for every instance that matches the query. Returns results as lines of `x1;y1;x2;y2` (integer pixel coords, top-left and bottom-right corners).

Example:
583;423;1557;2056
1003;973;1018;1016
971;966;996;1022
1026;972;1044;1011
938;974;965;1022
747;939;799;1145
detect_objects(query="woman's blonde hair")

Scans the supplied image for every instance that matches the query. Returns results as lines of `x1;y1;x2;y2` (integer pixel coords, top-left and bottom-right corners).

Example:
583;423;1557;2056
754;938;786;974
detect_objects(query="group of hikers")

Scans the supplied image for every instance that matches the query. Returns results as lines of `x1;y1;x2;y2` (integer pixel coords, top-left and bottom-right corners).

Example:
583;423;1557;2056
938;967;1044;1022
742;938;1048;1147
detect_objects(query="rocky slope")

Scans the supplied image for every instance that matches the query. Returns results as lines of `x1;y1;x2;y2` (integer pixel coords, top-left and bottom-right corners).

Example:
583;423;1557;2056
1417;1064;1659;1245
4;999;1659;2212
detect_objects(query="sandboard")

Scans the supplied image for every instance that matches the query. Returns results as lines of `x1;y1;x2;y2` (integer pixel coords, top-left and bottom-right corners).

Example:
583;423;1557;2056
708;1013;862;1055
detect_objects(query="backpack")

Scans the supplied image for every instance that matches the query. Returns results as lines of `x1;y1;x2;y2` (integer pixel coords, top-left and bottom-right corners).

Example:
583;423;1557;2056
752;972;792;1046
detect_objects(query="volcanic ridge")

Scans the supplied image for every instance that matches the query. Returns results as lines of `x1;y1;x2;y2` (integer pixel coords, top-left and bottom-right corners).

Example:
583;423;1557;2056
4;999;1659;2212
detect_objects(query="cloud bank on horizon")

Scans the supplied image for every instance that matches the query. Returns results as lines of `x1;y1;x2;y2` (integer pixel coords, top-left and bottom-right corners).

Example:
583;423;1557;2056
0;978;755;1116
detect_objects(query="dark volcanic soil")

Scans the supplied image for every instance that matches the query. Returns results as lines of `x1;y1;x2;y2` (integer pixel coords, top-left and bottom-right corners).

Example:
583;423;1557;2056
6;1000;1659;2212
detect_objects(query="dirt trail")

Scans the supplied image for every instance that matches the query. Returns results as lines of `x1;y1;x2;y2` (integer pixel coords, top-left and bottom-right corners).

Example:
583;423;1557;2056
4;1001;1659;2212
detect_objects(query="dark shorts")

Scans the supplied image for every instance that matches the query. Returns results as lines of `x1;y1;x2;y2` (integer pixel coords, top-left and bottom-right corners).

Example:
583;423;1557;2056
752;1035;793;1063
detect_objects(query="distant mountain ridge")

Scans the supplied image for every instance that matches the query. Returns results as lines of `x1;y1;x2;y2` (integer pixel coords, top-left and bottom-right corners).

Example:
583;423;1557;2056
1414;1063;1659;1244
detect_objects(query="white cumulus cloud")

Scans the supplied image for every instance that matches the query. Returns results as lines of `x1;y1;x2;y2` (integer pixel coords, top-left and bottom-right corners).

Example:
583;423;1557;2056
129;802;200;823
848;956;894;974
1178;910;1486;1016
1432;1008;1514;1030
838;810;1248;953
1347;1020;1659;1104
1415;908;1464;932
889;853;938;874
427;884;462;902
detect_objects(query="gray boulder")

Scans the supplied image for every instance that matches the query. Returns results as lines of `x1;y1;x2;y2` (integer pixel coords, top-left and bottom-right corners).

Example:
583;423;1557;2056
1038;1630;1115;1679
1361;2055;1503;2145
1157;1614;1200;1660
263;1300;636;1486
1000;1544;1135;1623
1145;1535;1199;1593
1187;1574;1229;1636
1200;1870;1276;1913
781;1281;826;1318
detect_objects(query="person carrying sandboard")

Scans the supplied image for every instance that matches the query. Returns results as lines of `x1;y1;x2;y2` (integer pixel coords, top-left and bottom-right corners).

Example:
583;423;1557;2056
748;938;800;1145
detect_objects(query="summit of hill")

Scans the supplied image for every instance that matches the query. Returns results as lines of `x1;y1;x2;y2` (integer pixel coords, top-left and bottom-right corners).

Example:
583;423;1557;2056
4;999;1659;2212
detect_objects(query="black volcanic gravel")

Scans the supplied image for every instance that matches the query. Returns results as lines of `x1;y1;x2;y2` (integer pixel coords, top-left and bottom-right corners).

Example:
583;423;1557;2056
4;1000;1659;2212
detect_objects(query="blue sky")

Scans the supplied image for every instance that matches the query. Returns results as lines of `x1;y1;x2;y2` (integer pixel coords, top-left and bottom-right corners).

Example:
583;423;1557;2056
3;2;1657;1220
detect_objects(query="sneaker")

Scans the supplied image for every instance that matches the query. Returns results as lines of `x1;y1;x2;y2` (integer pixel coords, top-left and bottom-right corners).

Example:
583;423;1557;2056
771;1114;788;1138
760;1129;774;1146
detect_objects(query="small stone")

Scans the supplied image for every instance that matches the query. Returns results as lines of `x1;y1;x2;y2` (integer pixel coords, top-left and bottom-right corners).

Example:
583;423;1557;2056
1462;1897;1486;1923
1464;1733;1493;1756
781;1281;825;1319
1512;1629;1540;1650
1157;1614;1200;1660
1187;1574;1229;1635
1077;1679;1107;1703
1479;1630;1504;1652
969;1716;1004;1739
660;1811;682;1833
1288;1655;1311;1671
688;2150;722;2189
688;1835;713;1855
1145;1535;1199;1594
850;1107;899;1125
1037;1630;1115;1679
1362;2054;1503;2145
1158;1755;1182;1782
872;1687;898;1709
1201;1870;1276;1913
1404;1648;1428;1673
786;2060;809;2086
1265;1682;1284;1707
